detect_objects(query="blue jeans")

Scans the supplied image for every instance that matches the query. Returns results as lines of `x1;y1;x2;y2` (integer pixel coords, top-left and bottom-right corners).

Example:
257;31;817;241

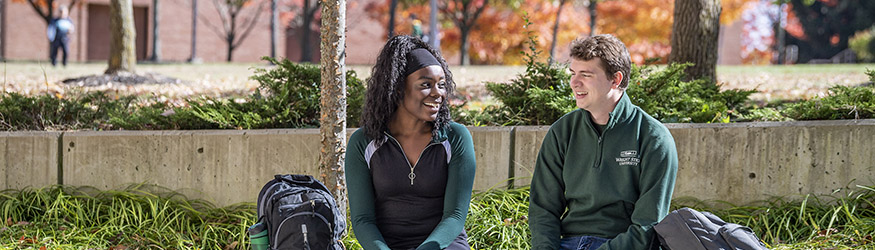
559;236;609;250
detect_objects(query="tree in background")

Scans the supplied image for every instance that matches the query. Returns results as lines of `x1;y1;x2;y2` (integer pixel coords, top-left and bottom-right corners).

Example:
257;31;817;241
150;0;160;62
365;0;417;39
669;0;721;83
583;0;600;36
12;0;81;54
364;0;754;66
598;0;673;64
189;0;201;62
461;1;589;65
13;0;80;25
440;0;489;65
782;0;875;63
201;0;266;62
388;0;399;37
282;0;321;62
270;0;278;59
105;0;136;74
547;0;569;64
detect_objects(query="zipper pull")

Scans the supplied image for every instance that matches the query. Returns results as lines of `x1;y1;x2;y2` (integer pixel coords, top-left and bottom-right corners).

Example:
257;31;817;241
302;224;310;249
302;224;309;242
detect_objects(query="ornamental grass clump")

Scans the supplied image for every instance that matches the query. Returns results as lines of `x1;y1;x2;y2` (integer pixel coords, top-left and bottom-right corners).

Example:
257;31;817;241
0;184;255;249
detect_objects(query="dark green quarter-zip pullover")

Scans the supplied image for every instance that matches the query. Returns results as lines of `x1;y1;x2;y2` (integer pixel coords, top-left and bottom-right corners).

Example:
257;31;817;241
529;93;678;250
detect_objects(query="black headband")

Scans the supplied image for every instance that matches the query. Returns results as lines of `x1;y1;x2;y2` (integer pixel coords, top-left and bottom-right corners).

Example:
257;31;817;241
403;48;441;78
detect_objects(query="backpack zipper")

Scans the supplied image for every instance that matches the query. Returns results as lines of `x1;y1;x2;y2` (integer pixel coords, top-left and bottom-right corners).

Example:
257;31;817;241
302;224;309;247
273;212;332;249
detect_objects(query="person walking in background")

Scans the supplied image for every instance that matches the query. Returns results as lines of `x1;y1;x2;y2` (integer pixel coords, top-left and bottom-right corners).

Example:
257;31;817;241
411;14;424;40
48;5;74;67
345;35;476;250
528;34;678;250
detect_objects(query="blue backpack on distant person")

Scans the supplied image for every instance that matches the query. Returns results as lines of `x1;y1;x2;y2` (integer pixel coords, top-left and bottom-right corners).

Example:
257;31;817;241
250;174;345;250
654;207;769;250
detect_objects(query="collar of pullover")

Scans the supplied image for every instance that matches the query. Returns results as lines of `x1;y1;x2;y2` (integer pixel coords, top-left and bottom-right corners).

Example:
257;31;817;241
584;92;634;131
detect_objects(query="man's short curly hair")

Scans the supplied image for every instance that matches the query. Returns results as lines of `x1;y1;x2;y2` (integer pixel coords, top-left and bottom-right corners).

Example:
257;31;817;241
570;34;632;89
360;35;455;142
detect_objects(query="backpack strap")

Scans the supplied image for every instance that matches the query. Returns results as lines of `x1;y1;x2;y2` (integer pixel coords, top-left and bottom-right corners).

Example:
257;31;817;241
275;174;332;194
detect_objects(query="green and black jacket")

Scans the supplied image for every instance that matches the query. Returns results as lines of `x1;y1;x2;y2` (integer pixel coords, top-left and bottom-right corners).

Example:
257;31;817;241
345;122;476;250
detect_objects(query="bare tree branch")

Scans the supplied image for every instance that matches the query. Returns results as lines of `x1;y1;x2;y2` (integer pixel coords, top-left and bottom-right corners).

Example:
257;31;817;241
212;0;232;34
469;0;487;27
232;0;266;48
26;0;51;23
199;11;226;39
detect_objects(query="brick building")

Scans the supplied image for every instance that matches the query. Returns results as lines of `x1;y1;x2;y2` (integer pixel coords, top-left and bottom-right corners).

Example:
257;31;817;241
0;0;385;64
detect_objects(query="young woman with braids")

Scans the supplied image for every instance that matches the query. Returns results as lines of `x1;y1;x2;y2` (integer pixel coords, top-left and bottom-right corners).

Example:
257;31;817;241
345;35;476;250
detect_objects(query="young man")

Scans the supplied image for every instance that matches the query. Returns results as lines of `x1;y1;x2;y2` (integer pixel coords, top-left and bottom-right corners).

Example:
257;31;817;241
528;34;678;250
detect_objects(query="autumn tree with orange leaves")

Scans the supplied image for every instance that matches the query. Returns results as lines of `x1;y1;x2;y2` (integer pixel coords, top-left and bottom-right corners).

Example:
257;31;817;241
365;0;756;65
365;0;590;65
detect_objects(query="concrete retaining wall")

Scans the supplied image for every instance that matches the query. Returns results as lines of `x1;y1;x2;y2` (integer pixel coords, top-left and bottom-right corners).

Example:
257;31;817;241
2;120;874;206
1;132;61;190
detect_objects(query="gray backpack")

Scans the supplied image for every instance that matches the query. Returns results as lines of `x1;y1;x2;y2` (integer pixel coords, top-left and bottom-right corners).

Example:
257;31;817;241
654;207;769;250
254;174;345;250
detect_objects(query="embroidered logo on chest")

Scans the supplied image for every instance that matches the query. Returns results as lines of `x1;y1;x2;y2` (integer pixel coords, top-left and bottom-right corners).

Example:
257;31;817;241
616;150;640;166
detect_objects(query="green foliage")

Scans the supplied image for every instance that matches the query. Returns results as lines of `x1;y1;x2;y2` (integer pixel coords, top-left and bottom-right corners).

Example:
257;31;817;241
4;185;875;249
454;15;757;126
466;186;531;249
456;44;756;125
736;107;792;122
454;15;574;126
172;56;366;129
781;84;875;120
676;185;875;249
849;27;875;62
0;91;135;131
626;63;756;123
0;185;254;249
0;57;365;131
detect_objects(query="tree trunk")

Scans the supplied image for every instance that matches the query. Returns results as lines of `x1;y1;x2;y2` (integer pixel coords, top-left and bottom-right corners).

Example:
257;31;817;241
428;0;438;49
150;0;160;62
549;0;568;65
459;26;470;65
588;0;597;36
226;7;237;62
669;0;721;83
300;0;315;62
775;2;786;64
227;39;234;61
319;0;348;229
1;0;7;61
105;0;136;74
189;0;199;62
270;0;278;59
388;0;398;38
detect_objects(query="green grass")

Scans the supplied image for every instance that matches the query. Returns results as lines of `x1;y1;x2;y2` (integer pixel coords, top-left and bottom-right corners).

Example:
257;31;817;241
0;184;255;249
3;185;875;249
